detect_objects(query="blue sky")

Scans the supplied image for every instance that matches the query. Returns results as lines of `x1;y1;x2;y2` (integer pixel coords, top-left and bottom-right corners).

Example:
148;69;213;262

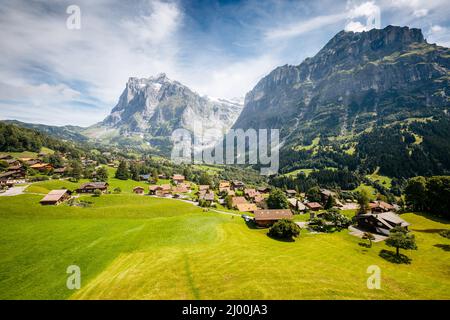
0;0;449;126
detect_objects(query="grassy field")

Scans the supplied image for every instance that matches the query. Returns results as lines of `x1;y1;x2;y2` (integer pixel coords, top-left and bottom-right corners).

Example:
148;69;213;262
0;193;449;300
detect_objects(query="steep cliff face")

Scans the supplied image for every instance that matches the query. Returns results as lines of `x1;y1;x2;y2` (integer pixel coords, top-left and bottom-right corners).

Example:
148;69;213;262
233;26;449;144
88;73;243;151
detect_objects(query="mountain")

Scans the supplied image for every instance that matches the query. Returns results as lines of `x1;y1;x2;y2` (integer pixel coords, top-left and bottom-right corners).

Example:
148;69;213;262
85;73;243;153
1;120;88;144
233;25;450;178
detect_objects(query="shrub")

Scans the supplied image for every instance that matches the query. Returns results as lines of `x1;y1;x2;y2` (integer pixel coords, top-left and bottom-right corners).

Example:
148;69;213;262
113;187;122;194
266;188;288;209
439;229;450;239
268;219;301;240
93;189;102;197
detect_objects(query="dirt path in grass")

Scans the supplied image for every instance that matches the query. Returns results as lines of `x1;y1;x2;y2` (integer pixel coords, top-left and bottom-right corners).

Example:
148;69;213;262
0;185;29;196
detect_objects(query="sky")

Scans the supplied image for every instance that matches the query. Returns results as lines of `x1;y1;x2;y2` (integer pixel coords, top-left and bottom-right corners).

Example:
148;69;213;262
0;0;449;127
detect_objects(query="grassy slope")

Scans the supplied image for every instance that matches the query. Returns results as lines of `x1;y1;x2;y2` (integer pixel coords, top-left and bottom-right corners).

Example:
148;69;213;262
0;193;449;300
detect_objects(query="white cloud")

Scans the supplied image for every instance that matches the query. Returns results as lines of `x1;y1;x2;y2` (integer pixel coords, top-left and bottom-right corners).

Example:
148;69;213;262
264;13;347;40
0;0;182;125
345;21;368;32
413;9;428;17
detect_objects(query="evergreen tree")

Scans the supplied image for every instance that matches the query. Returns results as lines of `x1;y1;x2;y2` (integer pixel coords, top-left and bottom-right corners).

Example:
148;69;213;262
115;161;129;180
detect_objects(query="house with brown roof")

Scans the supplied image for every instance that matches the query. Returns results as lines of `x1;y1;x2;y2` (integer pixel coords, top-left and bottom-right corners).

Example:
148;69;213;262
219;181;230;190
30;163;53;172
236;203;258;213
199;191;215;202
76;182;109;193
231;196;248;208
369;201;395;213
198;185;210;192
133;186;145;194
244;188;259;199
148;185;159;194
306;202;323;211
0;170;26;181
231;180;245;190
172;174;185;184
285;189;297;197
40;189;72;205
173;184;189;193
254;209;293;227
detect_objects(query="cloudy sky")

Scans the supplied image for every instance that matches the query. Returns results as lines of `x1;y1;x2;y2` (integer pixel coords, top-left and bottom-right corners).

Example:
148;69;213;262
0;0;449;126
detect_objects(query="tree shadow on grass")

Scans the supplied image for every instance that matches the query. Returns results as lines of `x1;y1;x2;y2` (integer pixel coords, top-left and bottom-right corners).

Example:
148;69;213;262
411;228;446;234
434;244;450;252
379;249;412;264
266;233;296;242
245;219;259;229
358;242;372;248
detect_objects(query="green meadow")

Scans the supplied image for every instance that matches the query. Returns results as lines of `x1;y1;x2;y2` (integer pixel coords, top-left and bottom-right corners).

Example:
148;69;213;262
0;192;449;300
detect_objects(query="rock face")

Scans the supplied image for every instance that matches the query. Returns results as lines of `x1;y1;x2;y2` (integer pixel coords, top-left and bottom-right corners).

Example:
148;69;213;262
90;73;243;151
233;26;449;144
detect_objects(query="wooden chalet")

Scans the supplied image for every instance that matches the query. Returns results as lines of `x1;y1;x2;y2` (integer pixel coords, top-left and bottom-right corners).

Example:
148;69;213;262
198;185;210;192
254;209;293;227
285;189;297;197
369;201;395;213
30;163;53;172
172;174;185;184
231;196;248;208
173;184;189;193
133;186;145;194
244;188;259;199
305;202;323;211
40;189;72;205
0;170;26;181
219;181;230;192
355;211;410;236
236;203;258;213
231;180;245;190
76;182;109;193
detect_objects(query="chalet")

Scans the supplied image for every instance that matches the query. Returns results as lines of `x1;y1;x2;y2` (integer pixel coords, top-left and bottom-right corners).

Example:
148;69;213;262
0;154;13;160
244;188;259;199
0;170;26;181
199;191;215;202
148;185;159;195
172;174;185;184
254;194;265;205
226;190;235;196
306;202;323;211
287;198;300;210
198;185;210;192
257;186;270;193
231;196;248;208
219;181;231;194
236;203;258;213
30;163;53;172
53;167;66;175
369;201;395;213
219;181;230;190
40;189;72;205
150;184;172;197
173;184;189;193
133;186;145;194
5;158;20;167
320;189;337;203
158;174;168;179
254;209;293;227
76;182;109;193
285;189;297;197
231;180;245;190
355;211;410;236
139;174;151;181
